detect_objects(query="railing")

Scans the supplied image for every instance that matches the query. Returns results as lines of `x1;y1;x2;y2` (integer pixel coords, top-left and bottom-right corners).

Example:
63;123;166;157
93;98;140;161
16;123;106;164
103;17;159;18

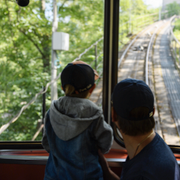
169;16;180;69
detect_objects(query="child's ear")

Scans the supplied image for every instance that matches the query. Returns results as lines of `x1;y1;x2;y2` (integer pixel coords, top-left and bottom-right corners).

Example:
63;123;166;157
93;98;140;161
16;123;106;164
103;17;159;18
61;86;65;92
89;84;96;94
111;107;118;123
153;107;155;115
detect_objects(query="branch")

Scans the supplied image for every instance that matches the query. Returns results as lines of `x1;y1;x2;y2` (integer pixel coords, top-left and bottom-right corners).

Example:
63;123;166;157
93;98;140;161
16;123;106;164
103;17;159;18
41;0;46;11
58;0;69;12
18;28;45;57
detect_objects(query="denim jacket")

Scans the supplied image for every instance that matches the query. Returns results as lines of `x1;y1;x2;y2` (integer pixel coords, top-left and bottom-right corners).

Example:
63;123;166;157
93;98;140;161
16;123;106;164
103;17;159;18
42;96;113;180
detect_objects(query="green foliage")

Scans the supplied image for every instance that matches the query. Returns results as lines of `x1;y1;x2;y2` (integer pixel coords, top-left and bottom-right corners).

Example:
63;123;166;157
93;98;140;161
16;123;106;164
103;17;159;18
166;2;180;17
173;19;180;42
0;0;157;141
119;0;158;48
0;0;104;141
56;0;104;65
0;0;52;141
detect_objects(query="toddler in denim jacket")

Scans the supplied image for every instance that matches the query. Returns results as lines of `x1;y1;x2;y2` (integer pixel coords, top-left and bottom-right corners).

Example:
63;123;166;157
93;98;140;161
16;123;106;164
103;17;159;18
42;61;113;180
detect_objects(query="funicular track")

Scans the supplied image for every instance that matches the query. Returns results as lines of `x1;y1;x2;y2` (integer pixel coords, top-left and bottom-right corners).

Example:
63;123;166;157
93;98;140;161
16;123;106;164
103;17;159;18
1;19;180;146
90;19;180;145
153;18;180;145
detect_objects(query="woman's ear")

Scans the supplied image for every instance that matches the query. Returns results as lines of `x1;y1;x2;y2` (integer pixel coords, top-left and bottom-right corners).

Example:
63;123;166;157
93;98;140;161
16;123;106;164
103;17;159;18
111;107;120;129
111;107;117;123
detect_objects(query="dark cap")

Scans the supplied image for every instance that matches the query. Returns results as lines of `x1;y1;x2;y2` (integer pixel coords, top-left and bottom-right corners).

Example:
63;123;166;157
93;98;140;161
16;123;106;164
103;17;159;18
112;78;154;121
61;61;99;93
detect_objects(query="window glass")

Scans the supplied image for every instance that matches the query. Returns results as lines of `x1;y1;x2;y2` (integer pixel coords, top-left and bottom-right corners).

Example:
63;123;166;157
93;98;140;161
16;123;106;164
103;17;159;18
0;0;104;141
113;0;180;147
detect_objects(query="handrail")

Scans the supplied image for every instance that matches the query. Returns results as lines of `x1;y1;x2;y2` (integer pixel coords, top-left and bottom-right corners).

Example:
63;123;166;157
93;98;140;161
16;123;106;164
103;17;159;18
73;37;103;62
118;22;159;68
170;16;180;46
169;15;180;69
145;25;161;85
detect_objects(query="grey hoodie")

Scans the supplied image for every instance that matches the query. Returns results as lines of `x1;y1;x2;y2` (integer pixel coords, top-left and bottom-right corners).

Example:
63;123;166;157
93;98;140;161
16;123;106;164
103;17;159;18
42;96;113;154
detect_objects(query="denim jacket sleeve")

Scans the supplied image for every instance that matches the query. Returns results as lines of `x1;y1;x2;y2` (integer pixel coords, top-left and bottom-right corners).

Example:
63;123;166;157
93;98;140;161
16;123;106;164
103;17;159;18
93;114;113;154
42;110;50;153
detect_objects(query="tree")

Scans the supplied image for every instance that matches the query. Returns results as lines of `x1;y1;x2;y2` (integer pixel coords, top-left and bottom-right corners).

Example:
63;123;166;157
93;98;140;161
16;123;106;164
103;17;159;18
0;0;52;140
166;2;180;17
0;0;158;141
0;0;105;141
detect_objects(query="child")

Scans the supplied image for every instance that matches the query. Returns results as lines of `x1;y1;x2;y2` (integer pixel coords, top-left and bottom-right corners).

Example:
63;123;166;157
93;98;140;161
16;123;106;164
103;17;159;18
42;61;113;180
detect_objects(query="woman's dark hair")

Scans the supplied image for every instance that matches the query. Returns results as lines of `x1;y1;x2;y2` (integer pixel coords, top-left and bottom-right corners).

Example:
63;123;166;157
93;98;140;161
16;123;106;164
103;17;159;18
116;107;155;136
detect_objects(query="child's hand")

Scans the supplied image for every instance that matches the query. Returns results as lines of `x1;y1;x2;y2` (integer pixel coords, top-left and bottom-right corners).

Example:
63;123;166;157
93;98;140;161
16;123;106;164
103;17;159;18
98;149;110;172
98;149;120;180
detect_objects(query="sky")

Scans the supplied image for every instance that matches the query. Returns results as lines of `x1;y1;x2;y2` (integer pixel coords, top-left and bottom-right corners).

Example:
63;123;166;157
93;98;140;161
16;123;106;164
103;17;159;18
45;0;163;20
143;0;163;8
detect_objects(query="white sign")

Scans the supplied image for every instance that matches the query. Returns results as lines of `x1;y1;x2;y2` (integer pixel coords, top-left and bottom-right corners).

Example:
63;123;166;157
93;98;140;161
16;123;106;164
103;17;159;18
53;32;69;51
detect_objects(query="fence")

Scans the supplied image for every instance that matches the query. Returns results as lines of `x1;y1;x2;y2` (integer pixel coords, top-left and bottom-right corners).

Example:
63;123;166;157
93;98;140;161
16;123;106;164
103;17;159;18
169;16;180;69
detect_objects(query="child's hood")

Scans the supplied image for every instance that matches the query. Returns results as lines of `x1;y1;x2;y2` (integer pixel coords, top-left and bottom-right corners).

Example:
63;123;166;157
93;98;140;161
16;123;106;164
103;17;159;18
49;96;103;141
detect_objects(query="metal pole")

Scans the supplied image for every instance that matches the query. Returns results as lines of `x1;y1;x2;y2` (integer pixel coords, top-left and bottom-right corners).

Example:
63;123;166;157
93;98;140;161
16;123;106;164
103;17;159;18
95;44;97;70
42;86;46;135
159;7;161;21
129;7;131;34
103;0;110;124
103;0;119;124
51;0;58;101
179;47;180;64
127;22;129;35
42;86;46;122
112;0;119;90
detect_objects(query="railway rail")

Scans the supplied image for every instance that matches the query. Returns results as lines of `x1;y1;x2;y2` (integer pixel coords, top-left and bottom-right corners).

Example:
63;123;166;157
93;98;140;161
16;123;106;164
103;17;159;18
153;19;180;145
90;19;180;146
